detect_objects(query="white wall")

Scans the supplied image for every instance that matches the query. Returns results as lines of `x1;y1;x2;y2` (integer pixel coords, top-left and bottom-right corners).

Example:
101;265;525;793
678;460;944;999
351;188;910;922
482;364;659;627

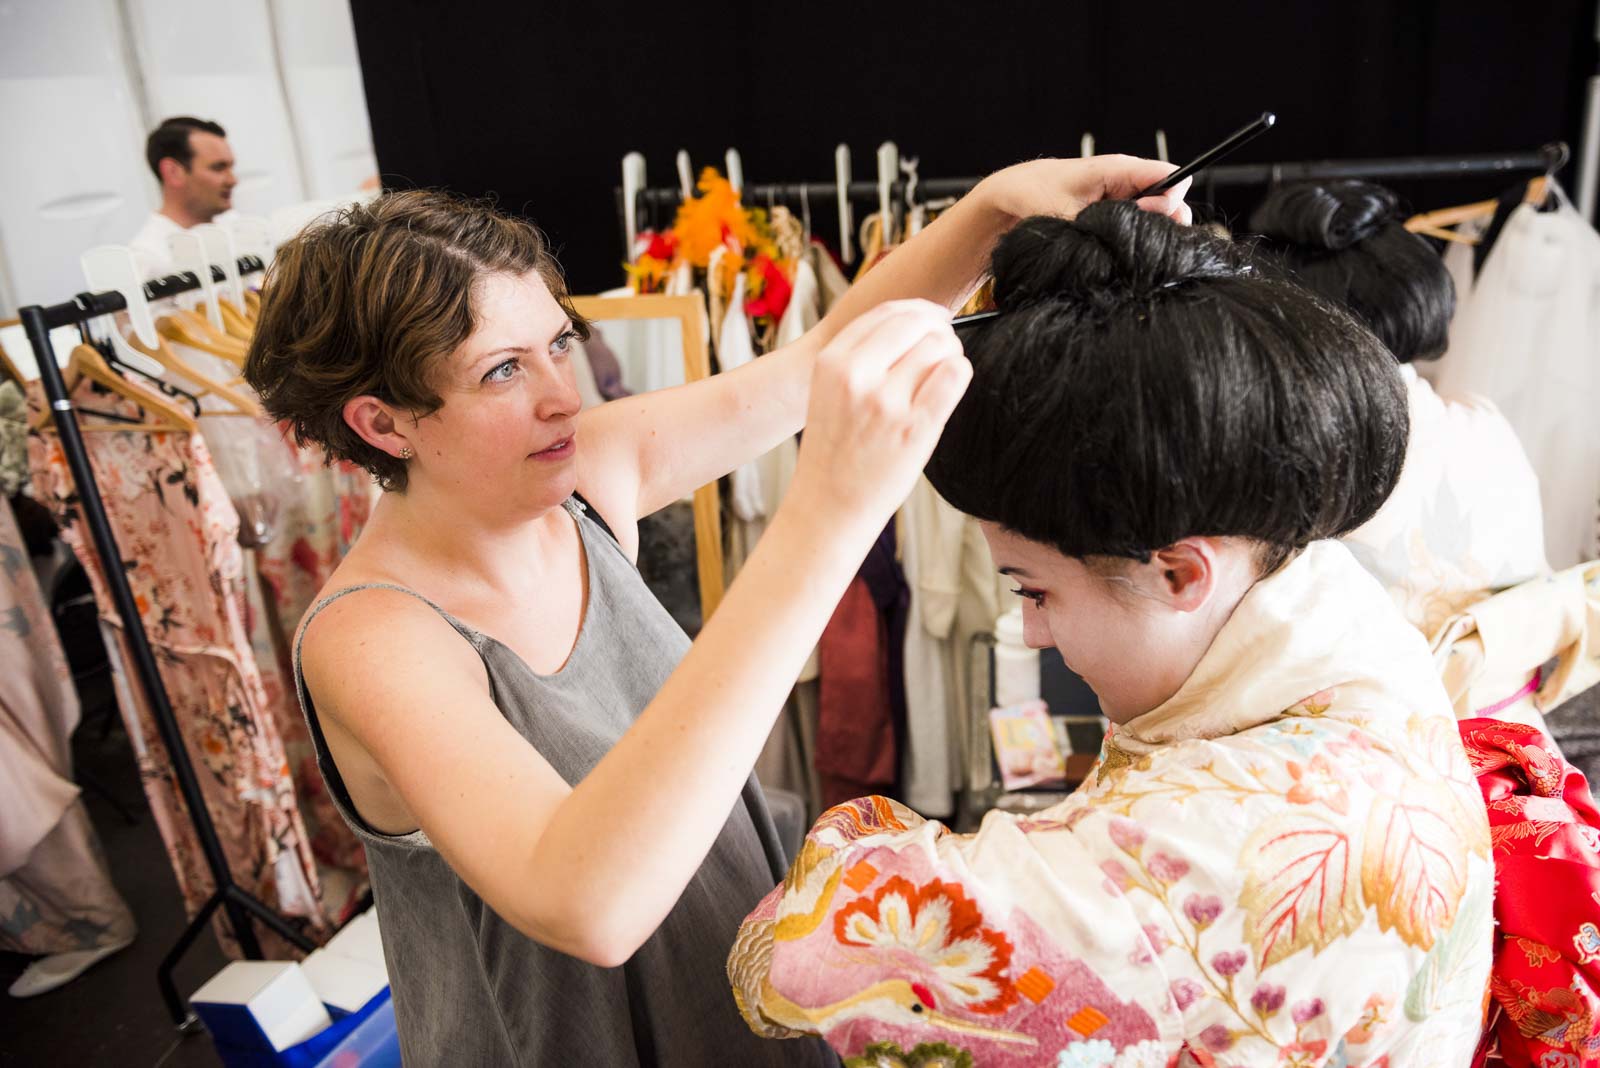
0;0;155;312
0;0;377;317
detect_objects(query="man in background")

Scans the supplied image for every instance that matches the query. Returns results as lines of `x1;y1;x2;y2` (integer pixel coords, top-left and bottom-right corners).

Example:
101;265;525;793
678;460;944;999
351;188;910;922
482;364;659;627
128;116;236;279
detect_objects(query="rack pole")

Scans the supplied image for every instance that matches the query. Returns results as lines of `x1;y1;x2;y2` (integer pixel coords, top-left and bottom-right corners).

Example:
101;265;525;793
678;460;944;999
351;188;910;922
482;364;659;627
21;276;314;1029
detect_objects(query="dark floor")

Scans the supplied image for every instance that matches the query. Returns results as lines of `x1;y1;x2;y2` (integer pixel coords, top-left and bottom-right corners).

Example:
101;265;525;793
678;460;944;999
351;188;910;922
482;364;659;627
1;659;227;1066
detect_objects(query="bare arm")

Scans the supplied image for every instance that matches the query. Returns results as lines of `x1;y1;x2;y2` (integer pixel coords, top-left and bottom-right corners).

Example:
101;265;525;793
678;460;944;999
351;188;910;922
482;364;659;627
576;156;1191;532
302;302;971;966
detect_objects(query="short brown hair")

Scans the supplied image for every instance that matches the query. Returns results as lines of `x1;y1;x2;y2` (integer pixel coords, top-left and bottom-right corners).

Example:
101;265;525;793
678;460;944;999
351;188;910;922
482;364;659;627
245;190;586;491
146;116;226;179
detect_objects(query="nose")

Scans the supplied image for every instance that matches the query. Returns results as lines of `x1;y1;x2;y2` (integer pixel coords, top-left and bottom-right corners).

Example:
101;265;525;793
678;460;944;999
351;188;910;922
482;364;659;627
531;357;582;421
1021;606;1054;650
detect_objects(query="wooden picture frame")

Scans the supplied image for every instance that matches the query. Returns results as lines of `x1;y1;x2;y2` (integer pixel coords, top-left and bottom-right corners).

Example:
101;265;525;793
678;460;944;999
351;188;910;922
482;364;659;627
569;293;725;621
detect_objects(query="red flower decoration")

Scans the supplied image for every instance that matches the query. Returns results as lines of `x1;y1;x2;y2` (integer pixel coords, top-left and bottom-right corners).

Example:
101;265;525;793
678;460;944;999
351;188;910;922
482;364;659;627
744;254;794;324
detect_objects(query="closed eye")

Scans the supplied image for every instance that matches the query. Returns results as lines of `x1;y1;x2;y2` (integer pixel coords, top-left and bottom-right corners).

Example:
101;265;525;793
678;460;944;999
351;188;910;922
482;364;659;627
1010;587;1046;608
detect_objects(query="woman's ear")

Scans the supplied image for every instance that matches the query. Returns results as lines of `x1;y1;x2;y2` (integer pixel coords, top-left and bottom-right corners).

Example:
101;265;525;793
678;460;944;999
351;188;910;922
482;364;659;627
343;396;410;460
1149;539;1217;613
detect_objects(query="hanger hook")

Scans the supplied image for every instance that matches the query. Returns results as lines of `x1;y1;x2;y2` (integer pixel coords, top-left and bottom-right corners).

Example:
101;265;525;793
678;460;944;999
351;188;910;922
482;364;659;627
1541;141;1571;178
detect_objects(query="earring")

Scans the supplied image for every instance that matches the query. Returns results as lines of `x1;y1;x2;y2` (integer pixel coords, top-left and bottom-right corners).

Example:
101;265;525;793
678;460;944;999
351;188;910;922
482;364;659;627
399;446;413;460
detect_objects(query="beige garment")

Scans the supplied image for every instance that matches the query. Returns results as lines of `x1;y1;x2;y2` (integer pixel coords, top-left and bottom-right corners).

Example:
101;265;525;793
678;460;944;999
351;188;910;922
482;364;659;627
0;799;135;955
1342;364;1547;637
1431;558;1600;734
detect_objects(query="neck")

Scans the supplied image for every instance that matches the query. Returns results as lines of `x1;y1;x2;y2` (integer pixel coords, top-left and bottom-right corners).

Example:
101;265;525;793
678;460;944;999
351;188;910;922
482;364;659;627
159;197;207;229
359;479;572;598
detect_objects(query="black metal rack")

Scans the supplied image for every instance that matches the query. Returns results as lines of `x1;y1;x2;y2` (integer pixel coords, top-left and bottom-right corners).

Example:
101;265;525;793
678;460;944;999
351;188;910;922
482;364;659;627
621;143;1570;251
18;258;315;1032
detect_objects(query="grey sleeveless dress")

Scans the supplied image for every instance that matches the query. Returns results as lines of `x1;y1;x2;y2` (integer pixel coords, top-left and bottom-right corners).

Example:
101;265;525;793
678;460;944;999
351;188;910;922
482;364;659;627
293;499;835;1067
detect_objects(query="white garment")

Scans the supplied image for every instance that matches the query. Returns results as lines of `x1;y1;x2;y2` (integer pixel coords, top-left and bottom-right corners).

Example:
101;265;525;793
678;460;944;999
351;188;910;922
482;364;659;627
717;271;765;524
1430;194;1600;568
1342;364;1547;637
127;212;183;281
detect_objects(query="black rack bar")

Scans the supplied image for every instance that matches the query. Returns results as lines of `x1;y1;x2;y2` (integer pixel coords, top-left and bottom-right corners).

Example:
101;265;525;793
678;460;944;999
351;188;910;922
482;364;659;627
621;144;1567;250
20;254;314;1032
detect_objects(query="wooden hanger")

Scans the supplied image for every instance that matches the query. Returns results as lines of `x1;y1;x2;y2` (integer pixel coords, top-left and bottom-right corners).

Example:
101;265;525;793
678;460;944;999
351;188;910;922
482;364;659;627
242;289;261;320
157;308;249;367
32;344;199;433
124;328;262;417
1405;176;1549;244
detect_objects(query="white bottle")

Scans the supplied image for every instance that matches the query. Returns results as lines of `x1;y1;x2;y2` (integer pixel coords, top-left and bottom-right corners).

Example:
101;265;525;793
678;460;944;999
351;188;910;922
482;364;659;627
993;605;1041;709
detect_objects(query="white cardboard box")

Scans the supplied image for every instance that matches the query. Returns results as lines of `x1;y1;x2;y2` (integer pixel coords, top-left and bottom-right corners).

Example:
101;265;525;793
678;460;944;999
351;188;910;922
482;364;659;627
322;908;386;974
298;948;389;1017
190;960;331;1052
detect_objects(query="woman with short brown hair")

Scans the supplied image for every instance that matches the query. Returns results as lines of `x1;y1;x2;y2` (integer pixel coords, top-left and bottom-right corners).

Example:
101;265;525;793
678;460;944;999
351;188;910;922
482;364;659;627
245;161;1190;1064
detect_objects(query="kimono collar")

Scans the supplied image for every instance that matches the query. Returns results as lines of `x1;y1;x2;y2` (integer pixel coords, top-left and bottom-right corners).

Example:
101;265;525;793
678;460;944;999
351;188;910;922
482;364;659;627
1110;540;1424;755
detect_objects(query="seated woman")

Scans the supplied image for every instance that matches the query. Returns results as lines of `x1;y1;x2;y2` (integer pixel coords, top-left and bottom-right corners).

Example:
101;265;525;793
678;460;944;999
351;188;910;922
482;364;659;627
729;203;1493;1067
1250;181;1548;638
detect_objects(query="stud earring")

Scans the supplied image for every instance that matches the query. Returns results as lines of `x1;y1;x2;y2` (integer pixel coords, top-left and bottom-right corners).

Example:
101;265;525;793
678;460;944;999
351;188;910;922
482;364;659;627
399;446;413;460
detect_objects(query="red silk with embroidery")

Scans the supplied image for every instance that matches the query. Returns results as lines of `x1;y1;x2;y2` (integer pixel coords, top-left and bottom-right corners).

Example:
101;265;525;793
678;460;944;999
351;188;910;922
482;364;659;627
1460;718;1600;1068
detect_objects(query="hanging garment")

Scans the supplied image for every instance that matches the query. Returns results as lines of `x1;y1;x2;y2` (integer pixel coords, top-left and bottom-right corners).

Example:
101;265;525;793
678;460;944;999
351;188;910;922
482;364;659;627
1430;193;1600;569
126;211;183;281
0;381;27;495
0;494;136;957
717;270;767;527
816;575;896;809
28;423;328;955
291;499;834;1068
731;541;1494;1067
1342;364;1548;637
1458;718;1600;1068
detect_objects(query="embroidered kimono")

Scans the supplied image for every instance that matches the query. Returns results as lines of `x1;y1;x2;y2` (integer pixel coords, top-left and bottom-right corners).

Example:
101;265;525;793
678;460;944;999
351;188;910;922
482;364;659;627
730;541;1494;1067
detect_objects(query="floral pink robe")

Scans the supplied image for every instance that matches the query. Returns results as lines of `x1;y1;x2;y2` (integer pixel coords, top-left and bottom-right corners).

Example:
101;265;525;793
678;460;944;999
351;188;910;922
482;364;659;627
731;542;1494;1067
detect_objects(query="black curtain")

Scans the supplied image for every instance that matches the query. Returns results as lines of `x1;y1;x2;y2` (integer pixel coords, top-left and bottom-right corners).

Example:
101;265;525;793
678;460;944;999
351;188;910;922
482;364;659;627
350;0;1596;293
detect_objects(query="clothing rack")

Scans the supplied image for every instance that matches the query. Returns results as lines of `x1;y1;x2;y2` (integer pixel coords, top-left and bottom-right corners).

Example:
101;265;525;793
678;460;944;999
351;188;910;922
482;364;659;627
18;257;315;1032
621;144;1569;250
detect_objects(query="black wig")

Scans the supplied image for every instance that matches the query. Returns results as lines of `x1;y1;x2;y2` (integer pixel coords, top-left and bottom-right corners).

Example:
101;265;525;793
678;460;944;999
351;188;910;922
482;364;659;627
927;201;1409;573
1248;180;1454;363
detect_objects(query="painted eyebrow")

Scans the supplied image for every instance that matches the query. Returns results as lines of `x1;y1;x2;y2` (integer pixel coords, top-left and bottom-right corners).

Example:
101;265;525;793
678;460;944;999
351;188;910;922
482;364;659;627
997;566;1035;579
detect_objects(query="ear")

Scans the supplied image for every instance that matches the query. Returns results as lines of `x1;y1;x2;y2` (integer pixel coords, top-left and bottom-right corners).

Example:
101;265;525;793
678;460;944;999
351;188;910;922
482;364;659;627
158;157;186;187
1148;538;1217;613
343;396;411;460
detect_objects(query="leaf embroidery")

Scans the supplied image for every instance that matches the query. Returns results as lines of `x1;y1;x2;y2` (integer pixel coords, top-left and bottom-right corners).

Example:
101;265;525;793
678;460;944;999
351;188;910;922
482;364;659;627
1514;937;1563;969
1362;779;1473;950
1403;873;1491;1021
1240;811;1364;970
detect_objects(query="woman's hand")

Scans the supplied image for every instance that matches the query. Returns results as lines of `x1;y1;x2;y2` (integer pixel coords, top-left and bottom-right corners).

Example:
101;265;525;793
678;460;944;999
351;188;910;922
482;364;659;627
976;154;1193;226
788;299;971;530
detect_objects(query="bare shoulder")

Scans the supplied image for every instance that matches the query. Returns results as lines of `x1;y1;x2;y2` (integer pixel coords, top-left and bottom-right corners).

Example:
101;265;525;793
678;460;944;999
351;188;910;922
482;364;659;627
298;584;489;738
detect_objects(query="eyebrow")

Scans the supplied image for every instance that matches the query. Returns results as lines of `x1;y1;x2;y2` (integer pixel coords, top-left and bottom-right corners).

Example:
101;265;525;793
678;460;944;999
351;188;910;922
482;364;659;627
473;319;574;370
997;566;1034;578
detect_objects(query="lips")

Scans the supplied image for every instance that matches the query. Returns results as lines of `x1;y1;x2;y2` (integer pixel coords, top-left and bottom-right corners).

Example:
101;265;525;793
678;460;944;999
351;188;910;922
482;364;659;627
531;436;575;460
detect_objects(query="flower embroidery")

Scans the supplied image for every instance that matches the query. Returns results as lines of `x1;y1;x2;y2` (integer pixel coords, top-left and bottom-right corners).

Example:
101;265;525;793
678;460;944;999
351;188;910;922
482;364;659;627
1108;818;1147;855
1251;984;1287;1017
1172;978;1205;1012
1345;993;1392;1045
833;876;1017;1015
1291;998;1325;1025
1057;1039;1116;1068
1200;1023;1234;1051
844;1041;975;1068
1286;754;1350;815
1183;894;1223;930
1146;853;1191;884
1211;950;1248;978
1279;1039;1329;1067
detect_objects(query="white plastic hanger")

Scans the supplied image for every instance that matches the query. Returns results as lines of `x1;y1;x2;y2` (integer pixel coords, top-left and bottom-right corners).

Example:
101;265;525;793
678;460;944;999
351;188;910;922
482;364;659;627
80;246;167;377
167;231;224;329
676;150;694;199
223;215;275;272
1155;129;1170;164
834;143;854;262
725;148;745;195
876;141;899;245
621;151;646;259
1081;132;1095;158
194;224;244;307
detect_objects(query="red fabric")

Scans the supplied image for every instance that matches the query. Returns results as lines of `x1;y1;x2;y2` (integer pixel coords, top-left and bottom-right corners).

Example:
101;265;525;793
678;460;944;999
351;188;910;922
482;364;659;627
1459;718;1600;1067
816;577;895;808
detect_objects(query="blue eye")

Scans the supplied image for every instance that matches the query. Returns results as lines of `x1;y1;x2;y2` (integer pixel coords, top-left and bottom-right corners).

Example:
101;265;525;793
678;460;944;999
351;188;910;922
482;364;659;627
551;329;577;357
482;359;519;384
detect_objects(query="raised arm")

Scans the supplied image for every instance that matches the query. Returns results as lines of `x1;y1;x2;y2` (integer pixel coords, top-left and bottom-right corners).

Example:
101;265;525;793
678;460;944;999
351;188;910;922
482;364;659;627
302;301;971;966
575;155;1192;535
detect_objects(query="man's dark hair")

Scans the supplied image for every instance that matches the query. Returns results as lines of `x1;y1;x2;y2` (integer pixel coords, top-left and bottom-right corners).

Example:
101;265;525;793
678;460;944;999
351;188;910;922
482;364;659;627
145;116;227;180
927;202;1409;576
